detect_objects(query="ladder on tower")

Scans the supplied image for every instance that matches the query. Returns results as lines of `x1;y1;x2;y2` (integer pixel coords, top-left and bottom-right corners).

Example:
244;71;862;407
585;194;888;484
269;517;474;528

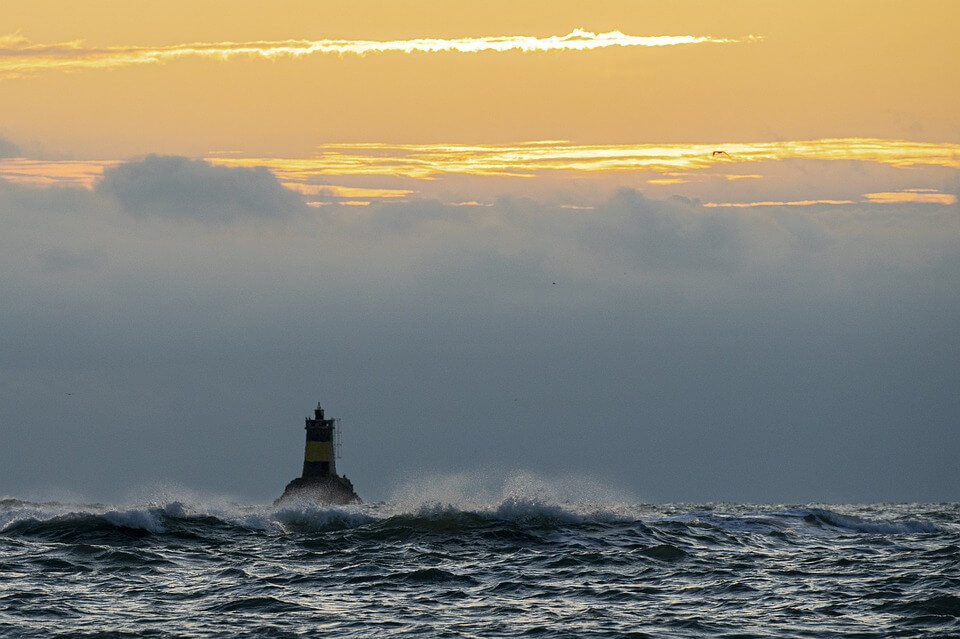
334;418;342;459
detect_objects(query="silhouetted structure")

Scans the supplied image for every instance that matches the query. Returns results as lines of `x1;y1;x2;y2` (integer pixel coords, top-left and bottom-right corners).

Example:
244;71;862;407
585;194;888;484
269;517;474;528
275;403;361;505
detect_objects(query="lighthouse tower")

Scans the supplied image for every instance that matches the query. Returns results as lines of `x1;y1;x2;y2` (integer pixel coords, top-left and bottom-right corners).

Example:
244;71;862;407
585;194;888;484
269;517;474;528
275;401;361;505
303;403;337;478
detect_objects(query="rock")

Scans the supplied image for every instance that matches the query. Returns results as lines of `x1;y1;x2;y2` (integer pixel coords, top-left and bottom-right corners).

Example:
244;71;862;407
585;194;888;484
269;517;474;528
275;475;361;506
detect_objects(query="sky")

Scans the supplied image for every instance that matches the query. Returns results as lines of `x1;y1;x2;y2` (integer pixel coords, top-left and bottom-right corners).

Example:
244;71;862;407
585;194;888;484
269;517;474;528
1;1;958;504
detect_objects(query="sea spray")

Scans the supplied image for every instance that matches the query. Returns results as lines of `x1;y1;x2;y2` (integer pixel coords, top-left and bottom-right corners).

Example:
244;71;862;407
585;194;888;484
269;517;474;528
387;469;640;521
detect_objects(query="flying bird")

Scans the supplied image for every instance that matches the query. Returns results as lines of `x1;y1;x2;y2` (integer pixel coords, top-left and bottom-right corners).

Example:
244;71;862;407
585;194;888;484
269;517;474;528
712;150;731;158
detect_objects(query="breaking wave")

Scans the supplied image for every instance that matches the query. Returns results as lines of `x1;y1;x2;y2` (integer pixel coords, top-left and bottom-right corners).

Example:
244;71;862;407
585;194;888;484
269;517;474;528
1;489;955;638
0;495;942;542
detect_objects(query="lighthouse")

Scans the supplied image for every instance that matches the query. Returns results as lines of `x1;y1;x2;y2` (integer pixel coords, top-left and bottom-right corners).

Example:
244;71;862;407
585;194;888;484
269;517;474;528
275;402;361;505
303;404;337;478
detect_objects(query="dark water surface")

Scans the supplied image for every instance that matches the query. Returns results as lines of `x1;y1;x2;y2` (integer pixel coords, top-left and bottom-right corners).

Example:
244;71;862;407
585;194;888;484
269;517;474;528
1;494;958;638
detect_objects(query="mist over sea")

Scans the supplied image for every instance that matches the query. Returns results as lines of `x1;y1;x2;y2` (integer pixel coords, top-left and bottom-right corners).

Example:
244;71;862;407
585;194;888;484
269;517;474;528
1;474;958;638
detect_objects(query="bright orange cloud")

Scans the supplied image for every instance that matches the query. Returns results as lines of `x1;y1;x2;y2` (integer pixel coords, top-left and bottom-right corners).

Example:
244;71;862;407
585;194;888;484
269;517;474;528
0;158;117;187
10;139;954;189
211;139;960;180
864;190;958;205
2;140;957;209
0;29;754;78
282;183;412;199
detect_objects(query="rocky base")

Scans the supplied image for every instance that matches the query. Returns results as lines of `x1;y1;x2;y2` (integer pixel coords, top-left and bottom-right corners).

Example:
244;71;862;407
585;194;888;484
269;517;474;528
274;475;361;506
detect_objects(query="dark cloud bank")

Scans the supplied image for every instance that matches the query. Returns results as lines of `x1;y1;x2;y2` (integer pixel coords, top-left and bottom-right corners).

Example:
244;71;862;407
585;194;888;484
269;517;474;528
1;157;958;503
100;155;307;222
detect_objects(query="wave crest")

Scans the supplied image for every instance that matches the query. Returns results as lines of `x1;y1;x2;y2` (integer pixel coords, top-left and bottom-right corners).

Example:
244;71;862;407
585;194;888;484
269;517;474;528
0;492;941;540
794;508;938;534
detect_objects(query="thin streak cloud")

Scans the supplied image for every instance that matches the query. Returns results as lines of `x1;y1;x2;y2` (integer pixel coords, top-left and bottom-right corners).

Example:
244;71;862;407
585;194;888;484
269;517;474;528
864;189;958;205
211;138;960;180
0;29;753;77
0;158;117;187
703;199;856;208
704;190;958;208
1;139;957;207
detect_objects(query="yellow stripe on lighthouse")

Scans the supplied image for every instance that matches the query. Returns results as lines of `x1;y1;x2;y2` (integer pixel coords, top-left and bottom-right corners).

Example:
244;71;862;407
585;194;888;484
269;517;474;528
305;441;332;462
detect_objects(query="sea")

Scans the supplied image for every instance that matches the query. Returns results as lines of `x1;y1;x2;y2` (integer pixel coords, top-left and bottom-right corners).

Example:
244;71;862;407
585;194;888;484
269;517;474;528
2;480;959;638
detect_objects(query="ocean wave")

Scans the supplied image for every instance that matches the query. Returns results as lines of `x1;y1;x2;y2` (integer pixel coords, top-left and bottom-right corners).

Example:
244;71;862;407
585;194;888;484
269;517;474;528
0;503;167;537
0;498;638;544
0;499;371;539
654;507;939;537
390;495;637;528
791;508;939;534
0;496;941;542
2;493;956;639
206;596;310;614
879;594;960;618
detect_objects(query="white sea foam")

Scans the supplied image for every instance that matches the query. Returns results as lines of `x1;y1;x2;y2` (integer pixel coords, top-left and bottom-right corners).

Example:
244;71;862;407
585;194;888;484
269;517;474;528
386;469;640;523
1;484;939;537
269;504;376;532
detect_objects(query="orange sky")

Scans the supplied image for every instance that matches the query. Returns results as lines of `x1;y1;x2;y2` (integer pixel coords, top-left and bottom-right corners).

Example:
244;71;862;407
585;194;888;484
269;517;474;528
3;1;958;155
1;0;958;205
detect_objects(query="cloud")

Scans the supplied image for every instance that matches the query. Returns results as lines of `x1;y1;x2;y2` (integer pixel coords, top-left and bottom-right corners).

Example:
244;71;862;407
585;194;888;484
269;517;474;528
211;139;960;181
97;155;307;223
3;140;958;212
584;189;746;272
1;181;958;502
704;199;855;208
0;29;754;77
863;189;958;205
0;136;21;158
0;158;115;188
